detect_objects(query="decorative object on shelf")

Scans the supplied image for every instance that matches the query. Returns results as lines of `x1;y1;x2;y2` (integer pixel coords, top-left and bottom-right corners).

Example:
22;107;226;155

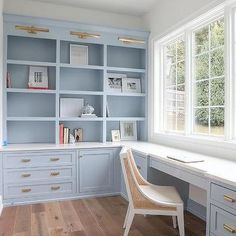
111;130;121;142
28;66;48;89
70;31;101;39
6;72;12;88
69;134;75;144
118;37;145;44
60;98;84;117
81;103;97;118
74;128;83;142
122;78;141;93
15;25;49;34
120;121;137;141
63;127;70;144
70;44;88;65
107;73;126;93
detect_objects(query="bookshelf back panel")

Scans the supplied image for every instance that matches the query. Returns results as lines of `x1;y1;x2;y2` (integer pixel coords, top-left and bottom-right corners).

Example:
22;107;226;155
60;68;103;91
107;96;145;117
8;36;56;62
61;121;103;142
107;46;146;69
7;121;55;144
60;41;104;66
7;64;56;89
7;93;56;117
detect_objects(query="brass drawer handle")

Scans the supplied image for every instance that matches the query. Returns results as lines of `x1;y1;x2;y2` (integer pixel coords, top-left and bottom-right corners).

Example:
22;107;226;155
137;165;141;170
223;224;236;233
21;159;31;163
224;195;236;203
50;172;60;176
51;186;60;191
22;188;31;193
50;158;60;162
21;173;31;178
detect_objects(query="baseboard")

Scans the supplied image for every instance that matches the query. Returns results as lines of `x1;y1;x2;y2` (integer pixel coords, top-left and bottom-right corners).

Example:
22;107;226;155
0;195;3;216
187;199;206;221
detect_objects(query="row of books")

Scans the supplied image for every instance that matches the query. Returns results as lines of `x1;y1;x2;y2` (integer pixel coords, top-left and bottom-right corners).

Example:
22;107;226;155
59;124;70;144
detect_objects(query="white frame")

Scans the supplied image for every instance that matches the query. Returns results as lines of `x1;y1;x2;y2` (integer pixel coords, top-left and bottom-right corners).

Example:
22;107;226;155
70;44;88;65
111;130;121;142
28;66;48;89
106;73;126;93
122;78;141;93
120;121;137;141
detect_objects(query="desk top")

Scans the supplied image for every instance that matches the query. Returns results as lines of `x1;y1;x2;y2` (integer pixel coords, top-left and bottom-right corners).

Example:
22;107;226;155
1;141;236;187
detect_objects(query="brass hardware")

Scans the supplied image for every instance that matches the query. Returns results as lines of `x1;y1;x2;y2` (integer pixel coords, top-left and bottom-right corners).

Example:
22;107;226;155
15;25;49;34
51;186;60;191
223;224;236;233
70;31;101;39
21;159;31;163
224;194;236;203
137;165;141;170
118;37;145;44
21;173;31;178
50;172;60;176
50;158;60;162
22;188;31;193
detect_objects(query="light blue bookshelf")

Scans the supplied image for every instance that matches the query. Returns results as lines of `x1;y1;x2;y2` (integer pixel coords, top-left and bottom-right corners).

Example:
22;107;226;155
3;14;149;144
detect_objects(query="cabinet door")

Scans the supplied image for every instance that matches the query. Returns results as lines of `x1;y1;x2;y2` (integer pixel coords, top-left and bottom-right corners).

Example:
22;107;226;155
79;149;114;194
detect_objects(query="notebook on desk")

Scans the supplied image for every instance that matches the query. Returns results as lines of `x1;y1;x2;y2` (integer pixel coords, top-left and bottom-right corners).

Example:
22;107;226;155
167;155;205;163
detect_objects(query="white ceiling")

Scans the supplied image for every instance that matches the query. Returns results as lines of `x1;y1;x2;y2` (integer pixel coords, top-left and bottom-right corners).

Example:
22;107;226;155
29;0;157;16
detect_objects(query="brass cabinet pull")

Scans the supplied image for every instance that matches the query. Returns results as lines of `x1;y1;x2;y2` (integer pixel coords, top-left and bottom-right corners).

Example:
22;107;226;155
21;159;31;163
21;173;31;178
137;165;141;170
22;188;31;193
15;25;49;34
223;224;236;233
70;31;100;39
50;158;60;162
224;194;236;203
50;172;60;176
51;186;60;191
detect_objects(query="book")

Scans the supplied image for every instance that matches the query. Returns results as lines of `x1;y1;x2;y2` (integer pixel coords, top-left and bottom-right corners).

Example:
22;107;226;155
63;127;68;144
59;124;64;144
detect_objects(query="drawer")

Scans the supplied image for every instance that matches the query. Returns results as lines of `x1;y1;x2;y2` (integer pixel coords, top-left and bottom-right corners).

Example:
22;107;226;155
5;182;74;198
211;205;236;236
3;151;75;168
211;183;236;211
4;167;74;184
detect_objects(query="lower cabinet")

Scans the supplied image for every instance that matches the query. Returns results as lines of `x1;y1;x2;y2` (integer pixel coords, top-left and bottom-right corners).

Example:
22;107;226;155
78;149;115;194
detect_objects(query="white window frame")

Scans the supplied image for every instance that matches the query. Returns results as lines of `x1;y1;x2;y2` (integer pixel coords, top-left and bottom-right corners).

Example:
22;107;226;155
149;2;236;151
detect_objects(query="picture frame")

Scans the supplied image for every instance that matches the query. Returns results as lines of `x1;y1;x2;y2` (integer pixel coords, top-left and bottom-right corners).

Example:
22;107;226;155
60;98;84;117
120;121;137;141
107;73;126;93
70;44;88;65
74;128;83;142
122;78;141;93
28;66;48;89
111;130;121;142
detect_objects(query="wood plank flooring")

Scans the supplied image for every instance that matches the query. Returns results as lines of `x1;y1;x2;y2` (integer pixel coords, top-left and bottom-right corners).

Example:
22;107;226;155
0;196;206;236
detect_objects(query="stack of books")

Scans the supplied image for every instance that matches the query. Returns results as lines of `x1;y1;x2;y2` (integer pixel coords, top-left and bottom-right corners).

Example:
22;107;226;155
59;124;70;144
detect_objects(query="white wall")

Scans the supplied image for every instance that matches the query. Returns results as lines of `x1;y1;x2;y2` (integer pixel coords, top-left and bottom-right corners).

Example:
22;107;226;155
3;0;146;30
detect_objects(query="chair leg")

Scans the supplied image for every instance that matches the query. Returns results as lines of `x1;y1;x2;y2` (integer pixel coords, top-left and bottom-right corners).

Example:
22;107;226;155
177;206;185;236
123;204;130;228
172;216;177;229
124;210;134;236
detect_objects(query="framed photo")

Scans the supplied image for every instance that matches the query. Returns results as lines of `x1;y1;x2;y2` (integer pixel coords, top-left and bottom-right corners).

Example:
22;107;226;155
120;121;137;141
28;66;48;89
60;98;84;117
107;73;126;93
122;78;141;93
70;44;88;65
111;130;121;142
74;128;83;142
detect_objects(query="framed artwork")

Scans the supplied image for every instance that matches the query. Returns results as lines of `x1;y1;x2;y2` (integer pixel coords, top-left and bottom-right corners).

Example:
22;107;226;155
60;98;84;117
122;78;141;93
70;44;88;65
107;73;126;93
74;128;83;142
111;130;121;142
28;66;48;89
120;121;137;141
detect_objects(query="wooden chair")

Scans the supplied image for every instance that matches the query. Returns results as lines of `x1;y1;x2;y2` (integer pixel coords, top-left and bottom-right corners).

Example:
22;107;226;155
120;148;185;236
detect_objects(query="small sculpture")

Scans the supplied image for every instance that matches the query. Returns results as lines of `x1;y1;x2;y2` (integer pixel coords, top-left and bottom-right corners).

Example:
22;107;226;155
81;103;97;118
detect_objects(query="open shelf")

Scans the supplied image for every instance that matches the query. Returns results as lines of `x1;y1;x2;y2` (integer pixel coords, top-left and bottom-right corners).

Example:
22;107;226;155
7;117;56;121
107;67;145;73
59;117;103;121
106;117;145;121
6;88;56;94
60;90;103;96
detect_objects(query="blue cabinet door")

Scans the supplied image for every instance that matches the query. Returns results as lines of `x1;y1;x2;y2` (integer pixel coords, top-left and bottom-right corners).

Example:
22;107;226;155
79;149;114;194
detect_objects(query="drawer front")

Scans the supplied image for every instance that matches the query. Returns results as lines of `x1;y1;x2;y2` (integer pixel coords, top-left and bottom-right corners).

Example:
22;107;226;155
4;167;74;184
211;183;236;211
3;152;75;168
211;205;236;236
5;182;74;198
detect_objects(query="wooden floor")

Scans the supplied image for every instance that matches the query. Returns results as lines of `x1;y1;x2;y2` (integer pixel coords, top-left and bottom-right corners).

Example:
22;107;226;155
0;196;206;236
